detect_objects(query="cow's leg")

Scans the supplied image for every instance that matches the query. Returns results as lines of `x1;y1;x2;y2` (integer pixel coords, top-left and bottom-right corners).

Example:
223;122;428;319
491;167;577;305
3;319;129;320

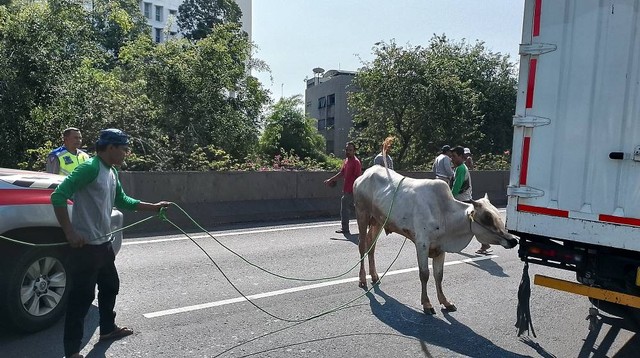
356;211;372;289
416;242;435;314
432;252;457;312
366;222;382;285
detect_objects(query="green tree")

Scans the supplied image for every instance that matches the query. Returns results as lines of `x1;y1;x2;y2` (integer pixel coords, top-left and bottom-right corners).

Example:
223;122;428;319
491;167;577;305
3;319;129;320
349;35;516;170
89;0;149;62
177;0;242;41
0;0;101;168
121;23;269;169
259;95;326;162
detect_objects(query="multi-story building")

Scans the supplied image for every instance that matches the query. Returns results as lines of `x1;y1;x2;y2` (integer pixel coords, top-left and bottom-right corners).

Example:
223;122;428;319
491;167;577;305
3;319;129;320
139;0;252;43
304;69;356;157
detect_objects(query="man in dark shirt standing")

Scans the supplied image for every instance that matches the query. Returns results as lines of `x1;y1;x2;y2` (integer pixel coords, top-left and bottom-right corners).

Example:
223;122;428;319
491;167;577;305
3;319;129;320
324;142;362;234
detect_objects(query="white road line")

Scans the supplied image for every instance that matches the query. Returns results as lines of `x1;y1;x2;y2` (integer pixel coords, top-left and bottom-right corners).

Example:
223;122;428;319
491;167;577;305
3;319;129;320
124;208;506;246
123;222;347;246
143;255;497;318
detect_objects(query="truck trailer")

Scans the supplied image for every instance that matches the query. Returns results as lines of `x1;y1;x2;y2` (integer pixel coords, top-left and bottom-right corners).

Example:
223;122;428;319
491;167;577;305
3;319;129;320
506;0;640;322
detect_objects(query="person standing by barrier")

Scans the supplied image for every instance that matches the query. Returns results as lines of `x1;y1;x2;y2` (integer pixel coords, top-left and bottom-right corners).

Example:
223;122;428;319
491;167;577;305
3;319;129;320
324;142;362;234
450;146;473;202
373;136;395;170
464;147;475;170
432;145;454;184
51;128;171;358
46;127;90;176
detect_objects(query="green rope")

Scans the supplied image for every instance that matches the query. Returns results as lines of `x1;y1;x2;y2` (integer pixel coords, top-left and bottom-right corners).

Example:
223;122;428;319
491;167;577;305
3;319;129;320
162;177;406;282
0;212;161;247
152;176;407;324
0;177;409;325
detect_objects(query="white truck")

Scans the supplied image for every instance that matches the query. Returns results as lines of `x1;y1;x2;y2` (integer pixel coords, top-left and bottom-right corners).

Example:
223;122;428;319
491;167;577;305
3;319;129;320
507;0;640;319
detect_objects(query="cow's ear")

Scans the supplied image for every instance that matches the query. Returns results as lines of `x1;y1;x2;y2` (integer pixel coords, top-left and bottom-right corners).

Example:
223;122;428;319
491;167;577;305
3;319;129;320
484;193;489;200
471;199;480;208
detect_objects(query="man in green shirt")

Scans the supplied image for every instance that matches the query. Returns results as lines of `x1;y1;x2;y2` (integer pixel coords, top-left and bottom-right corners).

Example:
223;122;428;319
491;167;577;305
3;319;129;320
450;146;472;202
51;128;170;358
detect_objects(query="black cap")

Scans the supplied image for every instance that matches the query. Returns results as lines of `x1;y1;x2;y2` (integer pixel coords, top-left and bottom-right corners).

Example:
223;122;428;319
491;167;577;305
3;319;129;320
441;145;451;153
97;128;129;146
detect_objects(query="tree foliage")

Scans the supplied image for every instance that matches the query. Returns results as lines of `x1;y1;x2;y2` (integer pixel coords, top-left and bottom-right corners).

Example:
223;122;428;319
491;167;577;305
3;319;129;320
259;95;327;162
0;0;270;171
349;35;517;170
177;0;242;41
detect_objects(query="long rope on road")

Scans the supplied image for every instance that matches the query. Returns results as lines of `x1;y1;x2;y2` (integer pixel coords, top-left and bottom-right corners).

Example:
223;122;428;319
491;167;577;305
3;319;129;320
164;177;406;283
1;176;408;323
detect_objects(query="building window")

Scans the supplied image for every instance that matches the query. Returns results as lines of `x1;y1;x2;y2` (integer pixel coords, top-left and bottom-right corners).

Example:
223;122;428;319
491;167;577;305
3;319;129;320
306;101;311;108
155;5;163;21
317;119;326;130
327;94;336;106
155;28;162;43
169;31;177;37
169;9;177;17
326;117;335;128
318;96;326;109
143;2;151;19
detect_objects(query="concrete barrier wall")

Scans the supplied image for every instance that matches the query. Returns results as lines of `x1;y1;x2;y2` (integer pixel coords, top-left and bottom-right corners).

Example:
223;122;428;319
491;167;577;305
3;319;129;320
118;170;509;234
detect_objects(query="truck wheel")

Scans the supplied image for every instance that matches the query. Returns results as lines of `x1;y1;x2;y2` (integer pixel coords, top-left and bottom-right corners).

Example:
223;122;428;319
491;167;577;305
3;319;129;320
4;247;71;332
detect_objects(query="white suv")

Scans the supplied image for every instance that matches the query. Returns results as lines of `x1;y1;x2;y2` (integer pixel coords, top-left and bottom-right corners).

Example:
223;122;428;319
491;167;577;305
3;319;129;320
0;168;123;332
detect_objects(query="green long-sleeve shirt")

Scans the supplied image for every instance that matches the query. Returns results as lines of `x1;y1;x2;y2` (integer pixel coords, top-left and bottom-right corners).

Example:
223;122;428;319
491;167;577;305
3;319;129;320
51;156;139;244
451;164;472;201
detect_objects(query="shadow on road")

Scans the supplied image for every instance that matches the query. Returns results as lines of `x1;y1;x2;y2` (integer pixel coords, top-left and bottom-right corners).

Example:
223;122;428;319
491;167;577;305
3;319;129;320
328;232;359;244
458;251;510;278
578;313;640;358
0;305;101;357
366;285;530;357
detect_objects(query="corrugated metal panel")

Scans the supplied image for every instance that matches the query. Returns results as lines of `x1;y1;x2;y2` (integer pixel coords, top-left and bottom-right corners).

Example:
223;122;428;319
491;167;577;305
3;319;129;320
507;0;640;252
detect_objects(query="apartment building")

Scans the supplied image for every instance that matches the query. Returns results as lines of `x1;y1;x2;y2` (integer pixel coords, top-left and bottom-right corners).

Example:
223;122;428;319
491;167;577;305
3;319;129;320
304;69;356;157
139;0;252;43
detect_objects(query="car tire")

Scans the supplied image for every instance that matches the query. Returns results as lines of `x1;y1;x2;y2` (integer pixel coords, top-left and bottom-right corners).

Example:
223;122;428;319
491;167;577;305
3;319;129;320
4;246;71;332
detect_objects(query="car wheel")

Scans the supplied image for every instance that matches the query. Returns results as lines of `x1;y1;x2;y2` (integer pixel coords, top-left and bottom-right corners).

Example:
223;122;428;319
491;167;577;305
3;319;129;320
4;247;71;332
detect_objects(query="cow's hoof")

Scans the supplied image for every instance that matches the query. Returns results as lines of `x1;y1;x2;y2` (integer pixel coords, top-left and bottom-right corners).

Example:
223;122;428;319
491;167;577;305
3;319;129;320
359;281;367;289
371;278;380;286
444;304;457;312
424;307;436;315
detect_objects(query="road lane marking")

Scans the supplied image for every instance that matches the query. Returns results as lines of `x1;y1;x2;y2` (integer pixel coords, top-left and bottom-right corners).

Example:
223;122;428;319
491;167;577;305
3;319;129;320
123;222;345;246
143;255;498;318
124;209;506;246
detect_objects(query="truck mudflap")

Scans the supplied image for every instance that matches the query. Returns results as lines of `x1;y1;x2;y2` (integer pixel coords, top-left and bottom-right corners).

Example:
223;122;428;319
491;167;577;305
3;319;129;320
535;275;640;309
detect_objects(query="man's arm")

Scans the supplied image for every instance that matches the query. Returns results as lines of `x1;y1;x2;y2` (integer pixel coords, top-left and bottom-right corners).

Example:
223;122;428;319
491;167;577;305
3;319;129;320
136;201;172;212
451;165;466;195
50;161;98;247
53;206;85;247
324;162;345;185
443;157;455;178
45;154;59;174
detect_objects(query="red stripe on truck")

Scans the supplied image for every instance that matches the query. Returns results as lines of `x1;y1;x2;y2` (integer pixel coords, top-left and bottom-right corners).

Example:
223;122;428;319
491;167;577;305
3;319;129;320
599;214;640;227
533;0;542;37
526;59;538;108
519;136;531;185
517;204;569;218
0;189;54;205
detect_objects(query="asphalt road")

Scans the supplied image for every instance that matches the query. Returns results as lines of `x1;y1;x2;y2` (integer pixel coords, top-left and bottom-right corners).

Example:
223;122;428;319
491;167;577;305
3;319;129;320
1;215;639;357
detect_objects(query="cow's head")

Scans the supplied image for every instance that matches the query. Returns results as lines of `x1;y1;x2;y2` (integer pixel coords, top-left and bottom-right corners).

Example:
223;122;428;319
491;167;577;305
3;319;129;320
468;194;519;249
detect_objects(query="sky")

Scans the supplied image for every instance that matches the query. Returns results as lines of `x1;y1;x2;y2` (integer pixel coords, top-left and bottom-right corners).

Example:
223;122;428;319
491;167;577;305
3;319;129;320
252;0;526;101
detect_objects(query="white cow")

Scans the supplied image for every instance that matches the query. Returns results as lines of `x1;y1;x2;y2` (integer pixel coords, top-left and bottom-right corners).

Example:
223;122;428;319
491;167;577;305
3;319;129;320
353;165;518;314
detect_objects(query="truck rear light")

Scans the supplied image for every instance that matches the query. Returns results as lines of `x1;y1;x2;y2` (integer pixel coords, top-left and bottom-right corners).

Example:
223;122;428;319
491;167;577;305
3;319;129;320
524;242;584;268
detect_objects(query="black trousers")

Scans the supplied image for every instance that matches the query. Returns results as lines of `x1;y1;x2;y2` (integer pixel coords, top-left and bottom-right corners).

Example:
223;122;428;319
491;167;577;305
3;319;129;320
63;242;119;357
